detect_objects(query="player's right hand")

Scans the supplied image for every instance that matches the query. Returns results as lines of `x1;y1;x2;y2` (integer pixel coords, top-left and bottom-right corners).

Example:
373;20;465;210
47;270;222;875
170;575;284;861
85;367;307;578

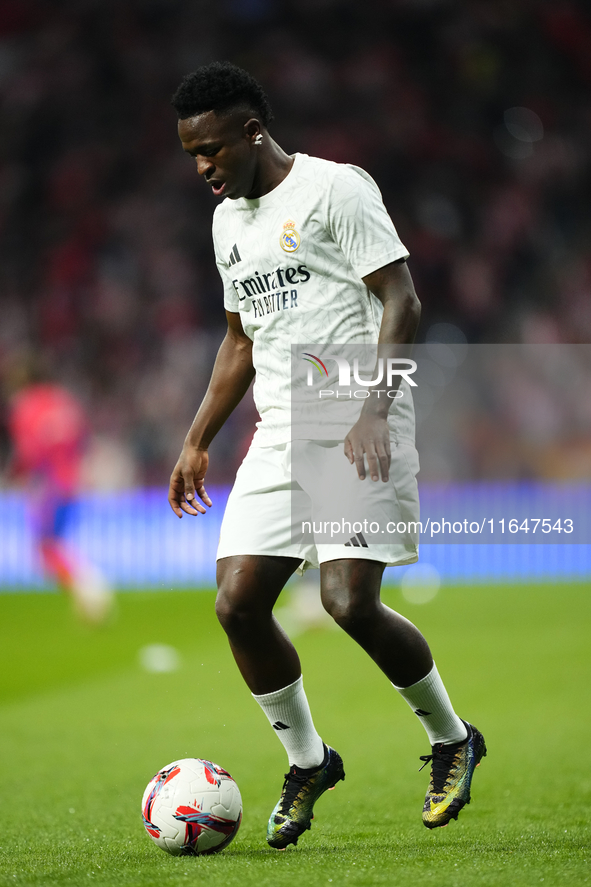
167;447;212;518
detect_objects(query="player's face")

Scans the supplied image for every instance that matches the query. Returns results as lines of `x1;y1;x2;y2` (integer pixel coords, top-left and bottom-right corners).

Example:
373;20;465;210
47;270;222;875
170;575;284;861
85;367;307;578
178;111;260;200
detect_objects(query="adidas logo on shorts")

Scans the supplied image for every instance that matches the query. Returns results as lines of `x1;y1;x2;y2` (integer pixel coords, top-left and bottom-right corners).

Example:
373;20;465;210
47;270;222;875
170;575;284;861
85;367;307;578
344;532;369;548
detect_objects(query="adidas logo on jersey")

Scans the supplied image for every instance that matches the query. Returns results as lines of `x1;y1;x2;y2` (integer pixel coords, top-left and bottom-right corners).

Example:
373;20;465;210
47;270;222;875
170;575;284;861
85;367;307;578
228;244;241;266
345;532;369;548
272;721;290;731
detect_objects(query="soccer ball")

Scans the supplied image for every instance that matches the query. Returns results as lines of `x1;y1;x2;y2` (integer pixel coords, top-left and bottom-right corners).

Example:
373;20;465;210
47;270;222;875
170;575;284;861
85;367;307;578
141;758;242;856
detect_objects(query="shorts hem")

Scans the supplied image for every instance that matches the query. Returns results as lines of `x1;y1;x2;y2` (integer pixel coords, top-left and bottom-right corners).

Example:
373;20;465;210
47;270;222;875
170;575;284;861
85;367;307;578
216;546;419;573
318;548;419;568
216;547;307;563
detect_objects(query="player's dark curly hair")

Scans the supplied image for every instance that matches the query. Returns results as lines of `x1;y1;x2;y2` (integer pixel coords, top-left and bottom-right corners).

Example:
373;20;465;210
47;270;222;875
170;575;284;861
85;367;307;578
171;61;273;126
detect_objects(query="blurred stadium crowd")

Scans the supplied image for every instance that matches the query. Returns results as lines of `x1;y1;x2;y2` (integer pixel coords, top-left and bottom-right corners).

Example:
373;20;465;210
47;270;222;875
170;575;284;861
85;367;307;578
1;0;590;487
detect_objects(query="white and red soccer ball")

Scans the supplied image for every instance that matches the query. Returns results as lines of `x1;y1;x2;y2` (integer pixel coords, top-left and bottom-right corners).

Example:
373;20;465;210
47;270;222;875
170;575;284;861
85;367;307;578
141;758;242;856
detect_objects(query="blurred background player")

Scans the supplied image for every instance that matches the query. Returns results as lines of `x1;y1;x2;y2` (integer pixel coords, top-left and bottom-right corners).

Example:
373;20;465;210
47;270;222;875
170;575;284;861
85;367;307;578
6;361;113;624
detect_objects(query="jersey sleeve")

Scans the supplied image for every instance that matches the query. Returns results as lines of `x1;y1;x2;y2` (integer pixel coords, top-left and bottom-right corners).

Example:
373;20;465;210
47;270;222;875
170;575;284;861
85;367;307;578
212;207;240;313
325;165;409;280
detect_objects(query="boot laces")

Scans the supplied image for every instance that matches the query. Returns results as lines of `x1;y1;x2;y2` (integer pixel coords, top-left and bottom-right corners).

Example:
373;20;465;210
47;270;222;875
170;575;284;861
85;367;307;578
419;743;461;793
278;768;315;813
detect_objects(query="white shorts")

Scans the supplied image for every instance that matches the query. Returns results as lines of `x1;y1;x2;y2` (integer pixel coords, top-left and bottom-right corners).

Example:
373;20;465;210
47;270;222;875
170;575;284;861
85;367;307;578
217;440;420;572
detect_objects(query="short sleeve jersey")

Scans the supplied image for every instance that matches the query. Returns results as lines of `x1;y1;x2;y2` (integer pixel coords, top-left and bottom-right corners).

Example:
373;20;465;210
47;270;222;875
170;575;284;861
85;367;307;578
212;153;414;446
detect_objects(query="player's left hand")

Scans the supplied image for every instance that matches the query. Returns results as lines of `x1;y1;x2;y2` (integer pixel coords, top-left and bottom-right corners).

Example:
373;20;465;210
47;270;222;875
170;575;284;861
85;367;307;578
344;415;391;482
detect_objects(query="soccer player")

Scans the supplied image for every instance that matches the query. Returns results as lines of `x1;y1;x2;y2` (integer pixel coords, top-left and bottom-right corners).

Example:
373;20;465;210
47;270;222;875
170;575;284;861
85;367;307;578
168;62;486;849
7;375;113;624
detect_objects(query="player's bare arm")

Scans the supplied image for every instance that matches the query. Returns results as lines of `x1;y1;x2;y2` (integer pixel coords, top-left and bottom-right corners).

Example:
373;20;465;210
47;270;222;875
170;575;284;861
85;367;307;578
167;310;254;518
344;260;421;483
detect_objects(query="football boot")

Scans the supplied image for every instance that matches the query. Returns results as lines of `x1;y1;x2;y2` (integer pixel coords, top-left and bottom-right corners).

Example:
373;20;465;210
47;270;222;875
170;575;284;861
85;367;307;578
420;720;486;829
266;745;345;849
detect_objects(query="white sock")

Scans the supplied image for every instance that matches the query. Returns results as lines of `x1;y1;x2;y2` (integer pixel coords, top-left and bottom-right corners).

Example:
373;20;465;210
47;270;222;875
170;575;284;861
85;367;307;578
252;675;325;769
394;663;468;746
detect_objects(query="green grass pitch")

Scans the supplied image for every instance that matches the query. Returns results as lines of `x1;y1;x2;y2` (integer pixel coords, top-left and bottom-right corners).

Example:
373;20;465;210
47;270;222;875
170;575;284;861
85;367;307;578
0;581;589;887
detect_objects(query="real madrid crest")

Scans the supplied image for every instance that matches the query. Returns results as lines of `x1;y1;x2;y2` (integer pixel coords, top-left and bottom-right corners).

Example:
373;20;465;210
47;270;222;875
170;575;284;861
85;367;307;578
280;219;300;253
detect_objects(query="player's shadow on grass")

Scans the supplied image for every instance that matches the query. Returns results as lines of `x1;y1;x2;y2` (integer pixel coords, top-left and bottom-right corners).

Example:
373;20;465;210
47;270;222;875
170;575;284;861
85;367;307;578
225;830;520;860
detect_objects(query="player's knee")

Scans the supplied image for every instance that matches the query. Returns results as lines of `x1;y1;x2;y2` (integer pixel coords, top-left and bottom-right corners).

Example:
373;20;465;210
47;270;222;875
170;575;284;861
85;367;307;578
215;587;248;633
214;580;268;637
322;596;353;629
214;593;248;637
321;587;372;631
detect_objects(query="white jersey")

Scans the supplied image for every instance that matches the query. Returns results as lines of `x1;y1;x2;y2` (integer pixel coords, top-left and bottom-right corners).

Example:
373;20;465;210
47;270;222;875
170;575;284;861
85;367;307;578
212;152;415;446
